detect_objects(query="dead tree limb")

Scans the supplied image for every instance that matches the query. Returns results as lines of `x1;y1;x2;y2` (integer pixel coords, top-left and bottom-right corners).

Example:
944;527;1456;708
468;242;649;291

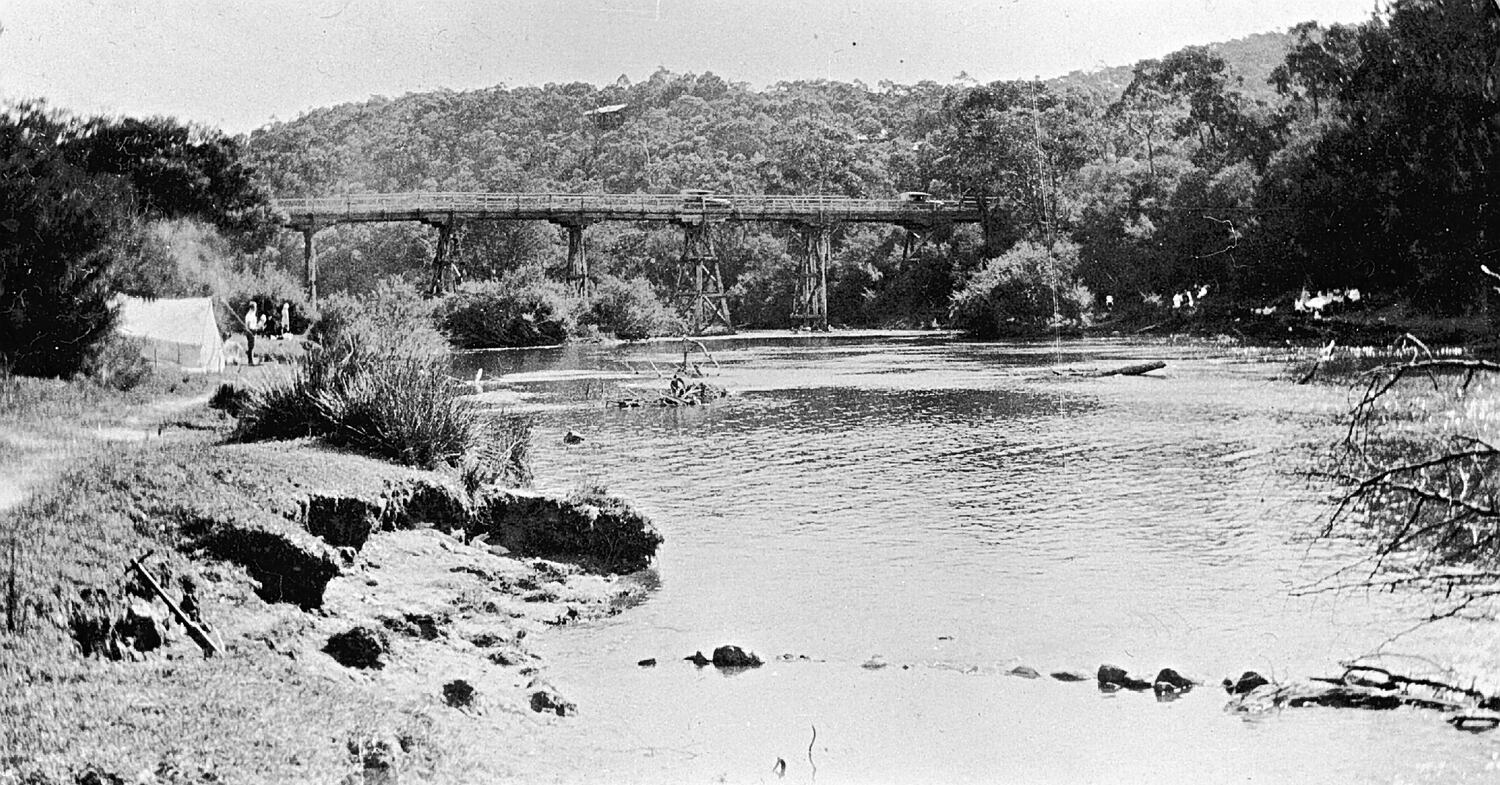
127;552;222;658
1086;361;1166;377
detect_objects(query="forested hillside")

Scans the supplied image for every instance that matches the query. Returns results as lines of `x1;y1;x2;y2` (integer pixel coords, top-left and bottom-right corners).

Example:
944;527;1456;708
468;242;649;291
247;1;1499;334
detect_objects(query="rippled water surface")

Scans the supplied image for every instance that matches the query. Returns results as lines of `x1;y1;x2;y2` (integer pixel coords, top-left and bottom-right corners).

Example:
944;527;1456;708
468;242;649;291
463;334;1500;784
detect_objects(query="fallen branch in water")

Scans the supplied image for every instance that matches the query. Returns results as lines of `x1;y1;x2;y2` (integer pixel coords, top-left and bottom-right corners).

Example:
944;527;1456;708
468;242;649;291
1053;361;1166;378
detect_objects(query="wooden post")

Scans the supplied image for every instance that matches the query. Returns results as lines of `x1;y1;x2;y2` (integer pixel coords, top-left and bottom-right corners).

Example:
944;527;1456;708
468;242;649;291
428;219;454;295
792;223;831;331
566;223;590;298
302;225;319;308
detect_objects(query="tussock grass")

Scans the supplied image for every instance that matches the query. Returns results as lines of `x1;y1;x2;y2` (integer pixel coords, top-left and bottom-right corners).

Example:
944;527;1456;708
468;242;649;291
235;342;530;484
236;282;531;484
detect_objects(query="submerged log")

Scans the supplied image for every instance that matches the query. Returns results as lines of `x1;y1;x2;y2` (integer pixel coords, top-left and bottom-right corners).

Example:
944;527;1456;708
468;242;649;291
1086;361;1166;378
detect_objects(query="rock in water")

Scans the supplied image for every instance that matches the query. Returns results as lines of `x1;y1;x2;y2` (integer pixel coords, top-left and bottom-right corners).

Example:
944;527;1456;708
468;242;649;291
1097;664;1153;692
1153;668;1195;696
711;645;763;668
1008;665;1042;679
684;651;711;666
562;430;585;445
638;657;657;668
1449;711;1500;732
1050;671;1090;682
1223;671;1270;695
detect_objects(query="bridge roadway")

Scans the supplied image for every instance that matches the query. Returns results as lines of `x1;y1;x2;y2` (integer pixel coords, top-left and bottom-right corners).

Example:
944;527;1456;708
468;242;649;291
276;191;983;228
275;192;985;333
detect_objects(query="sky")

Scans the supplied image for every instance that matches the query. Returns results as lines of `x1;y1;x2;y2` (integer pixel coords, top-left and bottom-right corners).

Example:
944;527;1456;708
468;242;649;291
0;0;1377;134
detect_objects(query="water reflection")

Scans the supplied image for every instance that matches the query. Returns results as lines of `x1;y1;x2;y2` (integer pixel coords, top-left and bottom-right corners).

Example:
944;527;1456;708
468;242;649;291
467;334;1500;783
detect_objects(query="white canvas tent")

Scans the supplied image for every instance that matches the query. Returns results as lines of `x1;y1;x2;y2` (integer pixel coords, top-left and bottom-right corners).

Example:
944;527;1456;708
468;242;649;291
114;295;227;373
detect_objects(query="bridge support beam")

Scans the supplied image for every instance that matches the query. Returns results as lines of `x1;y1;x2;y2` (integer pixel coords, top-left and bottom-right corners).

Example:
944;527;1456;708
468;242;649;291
425;217;461;295
791;223;832;331
675;221;734;335
301;225;320;308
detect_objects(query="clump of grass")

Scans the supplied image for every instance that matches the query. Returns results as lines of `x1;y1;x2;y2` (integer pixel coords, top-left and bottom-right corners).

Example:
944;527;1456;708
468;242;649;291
235;285;530;484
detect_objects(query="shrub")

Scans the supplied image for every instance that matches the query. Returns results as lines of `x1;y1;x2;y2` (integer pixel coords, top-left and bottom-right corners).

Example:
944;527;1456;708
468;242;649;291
307;277;447;357
949;239;1093;337
580;276;681;339
438;267;579;348
79;333;153;391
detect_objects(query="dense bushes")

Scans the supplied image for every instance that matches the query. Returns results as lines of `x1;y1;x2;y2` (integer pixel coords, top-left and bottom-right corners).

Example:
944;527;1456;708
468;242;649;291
578;275;680;339
0;106;129;377
949;240;1093;337
438;267;577;349
308;278;447;356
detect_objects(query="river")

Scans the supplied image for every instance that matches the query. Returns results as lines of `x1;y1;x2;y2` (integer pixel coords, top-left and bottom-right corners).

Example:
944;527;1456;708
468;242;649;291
459;333;1500;784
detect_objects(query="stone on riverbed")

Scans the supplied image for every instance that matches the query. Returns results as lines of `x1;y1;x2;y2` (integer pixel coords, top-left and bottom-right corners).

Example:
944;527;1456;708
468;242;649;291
712;645;763;668
1223;671;1270;695
1097;664;1153;692
1153;668;1195;697
1449;711;1500;732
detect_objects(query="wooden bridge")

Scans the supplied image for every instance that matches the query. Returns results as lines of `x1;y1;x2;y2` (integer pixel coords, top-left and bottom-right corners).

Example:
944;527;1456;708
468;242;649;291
277;192;985;332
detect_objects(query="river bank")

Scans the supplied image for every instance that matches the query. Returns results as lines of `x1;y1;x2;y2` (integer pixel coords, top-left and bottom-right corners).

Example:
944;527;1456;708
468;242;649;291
0;368;661;783
6;331;1500;783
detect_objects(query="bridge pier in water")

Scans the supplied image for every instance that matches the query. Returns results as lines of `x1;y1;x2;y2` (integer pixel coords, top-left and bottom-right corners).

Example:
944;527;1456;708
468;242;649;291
675;221;734;335
792;223;832;331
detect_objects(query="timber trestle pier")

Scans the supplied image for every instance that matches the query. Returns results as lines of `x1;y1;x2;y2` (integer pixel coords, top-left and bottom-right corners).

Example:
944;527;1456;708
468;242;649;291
277;192;983;333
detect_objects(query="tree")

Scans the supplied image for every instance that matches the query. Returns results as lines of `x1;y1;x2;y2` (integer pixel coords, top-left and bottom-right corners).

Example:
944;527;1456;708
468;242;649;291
1266;1;1500;311
0;104;130;376
69;116;278;248
919;81;1098;255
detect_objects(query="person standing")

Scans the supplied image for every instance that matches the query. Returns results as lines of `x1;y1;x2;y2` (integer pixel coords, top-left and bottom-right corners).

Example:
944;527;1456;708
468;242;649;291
244;301;263;365
279;301;292;336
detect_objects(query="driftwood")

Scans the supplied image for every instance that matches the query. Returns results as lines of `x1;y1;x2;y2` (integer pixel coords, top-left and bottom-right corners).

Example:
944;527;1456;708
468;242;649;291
1054;361;1166;378
612;380;728;408
127;552;223;657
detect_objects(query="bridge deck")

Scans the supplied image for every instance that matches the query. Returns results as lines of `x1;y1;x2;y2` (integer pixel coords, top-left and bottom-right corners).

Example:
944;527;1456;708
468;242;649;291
276;192;983;227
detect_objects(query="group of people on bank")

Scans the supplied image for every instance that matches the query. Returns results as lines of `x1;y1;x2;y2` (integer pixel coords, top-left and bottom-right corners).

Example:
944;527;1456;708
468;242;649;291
242;300;294;365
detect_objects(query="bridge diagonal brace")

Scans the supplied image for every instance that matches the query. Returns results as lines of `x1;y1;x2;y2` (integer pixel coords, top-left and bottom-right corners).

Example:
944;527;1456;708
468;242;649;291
675;220;734;335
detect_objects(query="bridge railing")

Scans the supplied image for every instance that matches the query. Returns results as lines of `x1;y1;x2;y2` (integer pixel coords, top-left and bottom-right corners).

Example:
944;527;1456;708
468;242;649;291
275;192;984;223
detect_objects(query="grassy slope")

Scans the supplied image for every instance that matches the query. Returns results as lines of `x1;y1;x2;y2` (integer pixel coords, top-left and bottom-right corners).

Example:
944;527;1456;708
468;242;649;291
0;377;648;783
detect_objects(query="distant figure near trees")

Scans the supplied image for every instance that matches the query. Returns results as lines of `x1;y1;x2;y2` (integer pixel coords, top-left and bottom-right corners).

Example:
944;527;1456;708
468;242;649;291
279;301;292;336
244;302;264;365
